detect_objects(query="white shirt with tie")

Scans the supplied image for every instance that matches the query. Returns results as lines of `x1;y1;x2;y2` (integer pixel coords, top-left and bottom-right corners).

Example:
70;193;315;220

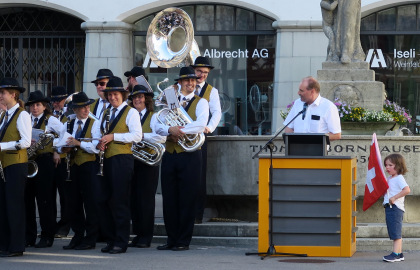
155;91;209;136
196;81;222;133
99;101;142;144
0;103;31;150
93;99;110;120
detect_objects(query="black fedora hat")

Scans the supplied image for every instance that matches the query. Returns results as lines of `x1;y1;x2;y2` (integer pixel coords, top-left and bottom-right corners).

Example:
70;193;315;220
26;90;50;106
91;69;114;83
101;76;127;92
124;66;148;80
51;86;68;102
190;56;214;70
129;84;154;100
175;67;198;82
68;92;95;108
0;77;26;93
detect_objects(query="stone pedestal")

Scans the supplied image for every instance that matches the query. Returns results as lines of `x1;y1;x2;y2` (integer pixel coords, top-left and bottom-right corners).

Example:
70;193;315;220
317;62;385;111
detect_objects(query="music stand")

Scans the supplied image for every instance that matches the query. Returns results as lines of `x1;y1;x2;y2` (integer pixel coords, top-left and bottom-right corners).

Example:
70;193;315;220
246;112;307;259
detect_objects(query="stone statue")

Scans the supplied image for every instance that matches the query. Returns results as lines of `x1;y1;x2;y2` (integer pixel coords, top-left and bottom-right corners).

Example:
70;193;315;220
333;84;363;106
321;0;365;64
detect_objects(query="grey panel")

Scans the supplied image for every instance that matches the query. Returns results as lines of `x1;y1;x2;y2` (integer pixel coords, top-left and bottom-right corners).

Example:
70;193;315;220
272;201;340;217
272;233;340;246
271;217;340;234
273;169;341;185
272;185;340;201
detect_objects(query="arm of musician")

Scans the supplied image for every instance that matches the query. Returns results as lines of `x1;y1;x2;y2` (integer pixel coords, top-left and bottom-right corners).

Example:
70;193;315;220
46;115;64;146
113;107;143;144
181;98;209;134
205;88;222;133
0;110;31;151
81;119;100;154
144;114;167;144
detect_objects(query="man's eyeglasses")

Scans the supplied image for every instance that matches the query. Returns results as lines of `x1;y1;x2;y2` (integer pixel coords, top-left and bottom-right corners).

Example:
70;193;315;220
196;70;209;75
94;82;106;87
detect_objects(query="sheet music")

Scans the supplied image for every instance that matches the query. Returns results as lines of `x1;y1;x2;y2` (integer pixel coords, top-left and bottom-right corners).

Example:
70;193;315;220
32;128;44;140
164;88;179;110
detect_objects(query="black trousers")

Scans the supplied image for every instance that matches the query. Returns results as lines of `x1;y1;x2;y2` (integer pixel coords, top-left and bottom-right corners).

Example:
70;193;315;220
96;154;133;249
161;150;201;247
0;163;27;253
130;159;159;245
196;138;208;220
25;153;56;243
67;161;99;245
53;157;70;232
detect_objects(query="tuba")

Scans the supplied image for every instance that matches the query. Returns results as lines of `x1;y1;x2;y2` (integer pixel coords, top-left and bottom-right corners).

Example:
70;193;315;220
132;141;165;166
27;132;56;178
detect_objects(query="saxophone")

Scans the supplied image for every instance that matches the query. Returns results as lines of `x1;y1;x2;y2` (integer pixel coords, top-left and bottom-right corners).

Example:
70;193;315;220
27;132;56;178
97;110;110;176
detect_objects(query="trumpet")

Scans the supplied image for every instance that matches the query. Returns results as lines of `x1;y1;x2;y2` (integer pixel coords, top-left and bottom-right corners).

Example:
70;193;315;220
132;141;165;166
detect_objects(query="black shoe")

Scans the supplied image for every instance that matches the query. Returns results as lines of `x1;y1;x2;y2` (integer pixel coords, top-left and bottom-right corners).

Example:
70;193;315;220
101;243;113;253
35;238;53;248
63;237;83;250
74;243;95;250
172;245;189;251
157;244;174;250
25;242;36;248
127;236;139;247
0;251;23;257
55;225;70;238
108;246;126;254
136;243;151;248
194;219;203;224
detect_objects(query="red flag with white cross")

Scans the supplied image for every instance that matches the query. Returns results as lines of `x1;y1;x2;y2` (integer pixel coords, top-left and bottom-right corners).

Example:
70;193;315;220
363;133;389;211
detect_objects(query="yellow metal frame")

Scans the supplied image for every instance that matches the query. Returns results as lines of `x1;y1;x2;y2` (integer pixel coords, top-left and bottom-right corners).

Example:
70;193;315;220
258;157;357;257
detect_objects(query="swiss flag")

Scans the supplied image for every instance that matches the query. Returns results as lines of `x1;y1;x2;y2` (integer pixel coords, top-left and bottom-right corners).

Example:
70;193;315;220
363;133;389;211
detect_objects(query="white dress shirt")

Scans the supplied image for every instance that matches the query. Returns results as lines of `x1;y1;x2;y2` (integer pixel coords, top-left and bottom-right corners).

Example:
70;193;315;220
196;81;222;132
0;103;31;150
155;91;209;136
99;101;142;144
93;98;110;120
57;117;100;154
141;110;166;144
283;95;341;134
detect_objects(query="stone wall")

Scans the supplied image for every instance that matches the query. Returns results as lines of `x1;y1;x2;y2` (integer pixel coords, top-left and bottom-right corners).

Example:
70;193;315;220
207;135;420;222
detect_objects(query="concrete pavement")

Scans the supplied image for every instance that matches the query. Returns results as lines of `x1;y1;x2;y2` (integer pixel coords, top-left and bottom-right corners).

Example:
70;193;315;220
1;238;419;270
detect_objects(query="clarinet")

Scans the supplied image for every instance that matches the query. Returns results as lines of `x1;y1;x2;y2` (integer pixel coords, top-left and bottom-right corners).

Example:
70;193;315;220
97;111;110;176
65;117;72;182
0;160;5;182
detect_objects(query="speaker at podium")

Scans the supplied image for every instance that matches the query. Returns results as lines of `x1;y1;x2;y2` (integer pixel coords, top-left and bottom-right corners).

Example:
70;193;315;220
283;133;330;156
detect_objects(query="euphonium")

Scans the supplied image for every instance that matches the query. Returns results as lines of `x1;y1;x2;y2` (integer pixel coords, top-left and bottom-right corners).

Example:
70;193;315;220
132;141;165;166
27;132;56;178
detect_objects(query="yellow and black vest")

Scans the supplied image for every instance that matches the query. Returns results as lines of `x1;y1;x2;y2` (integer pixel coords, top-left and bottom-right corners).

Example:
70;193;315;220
166;96;201;154
141;110;153;133
68;117;97;166
103;105;133;158
0;108;28;168
34;114;54;155
90;98;100;116
199;83;213;102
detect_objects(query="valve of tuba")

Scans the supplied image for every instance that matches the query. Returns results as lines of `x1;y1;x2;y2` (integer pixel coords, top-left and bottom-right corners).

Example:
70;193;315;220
132;141;165;166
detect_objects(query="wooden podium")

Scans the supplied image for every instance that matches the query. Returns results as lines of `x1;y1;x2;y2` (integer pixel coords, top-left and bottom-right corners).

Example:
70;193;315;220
258;134;357;257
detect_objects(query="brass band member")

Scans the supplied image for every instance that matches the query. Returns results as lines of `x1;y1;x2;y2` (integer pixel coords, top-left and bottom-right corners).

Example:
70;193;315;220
90;69;113;120
124;66;147;92
156;67;209;251
127;84;166;248
95;76;142;254
59;92;101;250
25;90;63;248
190;56;222;224
0;78;31;257
50;86;71;238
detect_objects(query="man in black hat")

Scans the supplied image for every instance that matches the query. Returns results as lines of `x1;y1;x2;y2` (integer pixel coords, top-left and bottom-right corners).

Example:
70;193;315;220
58;92;101;251
155;67;209;251
0;78;31;257
190;56;222;224
50;86;71;238
90;69;113;120
94;76;142;254
124;66;148;92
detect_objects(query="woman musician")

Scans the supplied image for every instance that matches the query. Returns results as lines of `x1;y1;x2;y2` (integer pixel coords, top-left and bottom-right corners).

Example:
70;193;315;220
128;84;166;248
25;90;63;249
58;92;101;250
95;76;142;254
0;78;31;257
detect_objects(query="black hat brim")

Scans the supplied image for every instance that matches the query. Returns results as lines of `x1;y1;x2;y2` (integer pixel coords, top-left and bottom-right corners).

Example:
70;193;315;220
190;64;214;70
0;85;26;93
68;99;95;109
51;95;68;102
25;97;51;107
101;87;128;92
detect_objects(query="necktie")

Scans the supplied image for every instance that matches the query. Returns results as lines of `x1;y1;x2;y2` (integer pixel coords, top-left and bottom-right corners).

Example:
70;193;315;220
101;100;107;114
302;103;308;120
181;97;190;108
0;111;9;133
195;86;200;96
75;120;83;139
110;108;117;122
139;112;143;121
33;117;38;128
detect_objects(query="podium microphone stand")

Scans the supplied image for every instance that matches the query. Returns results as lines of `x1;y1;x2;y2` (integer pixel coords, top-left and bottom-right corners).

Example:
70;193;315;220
246;109;307;259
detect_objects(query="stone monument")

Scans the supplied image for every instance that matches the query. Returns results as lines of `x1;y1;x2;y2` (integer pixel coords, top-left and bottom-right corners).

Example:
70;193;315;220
318;0;385;111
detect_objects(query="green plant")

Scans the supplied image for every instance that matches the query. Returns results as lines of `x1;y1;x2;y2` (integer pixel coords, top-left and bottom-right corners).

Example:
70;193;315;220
383;100;412;125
